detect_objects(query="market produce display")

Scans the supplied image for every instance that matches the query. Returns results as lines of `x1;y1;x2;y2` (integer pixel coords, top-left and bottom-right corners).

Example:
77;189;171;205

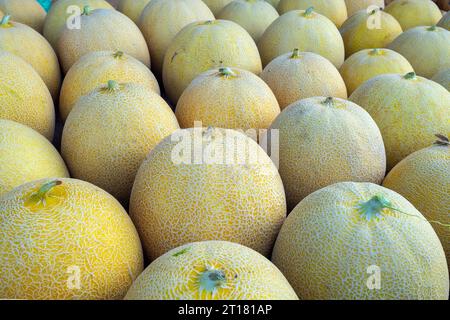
0;0;46;32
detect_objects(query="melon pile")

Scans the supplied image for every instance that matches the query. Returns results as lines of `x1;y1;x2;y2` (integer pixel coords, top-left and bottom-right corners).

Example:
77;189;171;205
0;0;448;301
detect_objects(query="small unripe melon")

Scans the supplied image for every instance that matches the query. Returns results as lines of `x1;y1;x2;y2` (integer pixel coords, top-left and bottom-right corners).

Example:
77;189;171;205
339;48;414;95
437;11;449;30
0;178;144;300
344;0;385;17
350;72;450;170
202;0;233;15
258;8;345;68
117;0;151;23
163;19;262;104
272;182;449;299
62;81;179;203
59;50;159;121
260;49;347;109
385;0;442;31
125;241;299;300
0;51;54;140
0;0;46;33
431;68;450;91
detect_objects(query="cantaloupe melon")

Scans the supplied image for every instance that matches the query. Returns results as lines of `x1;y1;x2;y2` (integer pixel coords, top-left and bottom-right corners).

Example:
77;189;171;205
385;0;442;31
339;48;414;95
138;0;214;78
117;0;151;23
59;50;159;121
431;68;450;91
267;97;386;209
0;51;54;140
350;72;450;170
383;135;450;270
125;241;298;300
344;0;384;17
0;120;69;196
388;25;450;78
258;8;345;68
129;127;286;260
163;19;262;104
0;178;143;299
437;10;450;30
0;0;46;33
176;67;280;130
339;8;403;58
272;182;449;299
62;81;179;203
57;7;150;73
202;0;233;15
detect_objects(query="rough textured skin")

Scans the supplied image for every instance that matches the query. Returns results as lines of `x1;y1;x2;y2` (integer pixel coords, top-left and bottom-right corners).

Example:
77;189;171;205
272;182;449;300
260;50;347;109
129;128;287;260
350;73;450;170
0;52;54;140
437;11;450;30
432;68;450;91
0;120;69;196
340;48;414;95
202;0;233;15
43;0;113;47
258;9;345;68
125;241;298;300
383;143;450;270
0;0;46;33
385;0;442;31
176;67;280;130
139;0;214;78
62;82;179;203
268;97;386;209
218;0;279;42
0;20;61;99
277;0;348;27
117;0;151;23
0;178;144;300
163;20;262;104
344;0;384;17
59;50;160;121
388;26;450;79
339;9;403;58
57;9;150;73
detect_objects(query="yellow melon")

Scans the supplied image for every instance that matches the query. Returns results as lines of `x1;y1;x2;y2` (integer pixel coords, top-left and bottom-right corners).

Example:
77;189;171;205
340;48;414;95
437;11;450;30
163;19;262;104
265;0;280;8
202;0;233;15
432;68;450;91
385;0;442;31
350;72;450;170
176;67;280;130
130;127;286;260
217;0;279;42
0;0;46;33
43;0;113;47
260;49;347;109
277;0;348;27
258;8;345;68
388;25;450;78
117;0;151;23
59;50;159;121
0;51;54;140
0;178;143;299
125;241;298;300
139;0;214;78
339;8;403;58
344;0;385;17
272;181;449;299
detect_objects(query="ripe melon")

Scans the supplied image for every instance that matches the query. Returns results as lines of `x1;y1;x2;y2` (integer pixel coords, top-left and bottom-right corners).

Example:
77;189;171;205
139;0;214;78
0;178;143;299
344;0;385;17
0;0;46;33
437;11;450;30
129;127;286;260
59;50;159;121
117;0;151;23
202;0;233;15
163;19;262;104
62;81;179;203
339;48;414;95
383;135;450;270
431;68;450;91
0;120;69;196
385;0;442;31
217;0;279;42
260;49;347;109
258;8;345;68
272;182;449;299
350;72;450;170
125;241;298;300
176;67;280;130
0;51;54;140
277;0;348;27
388;25;450;78
267;97;386;209
339;8;403;58
57;7;150;73
43;0;113;47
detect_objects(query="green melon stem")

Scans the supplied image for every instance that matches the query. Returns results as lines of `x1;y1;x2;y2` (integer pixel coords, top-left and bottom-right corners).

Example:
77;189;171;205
290;48;301;59
434;134;450;146
198;268;227;294
369;48;382;55
322;97;335;108
82;5;93;16
0;15;11;26
106;80;120;92
403;72;417;80
427;25;437;31
113;51;124;59
28;180;62;204
303;7;314;16
218;67;236;78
